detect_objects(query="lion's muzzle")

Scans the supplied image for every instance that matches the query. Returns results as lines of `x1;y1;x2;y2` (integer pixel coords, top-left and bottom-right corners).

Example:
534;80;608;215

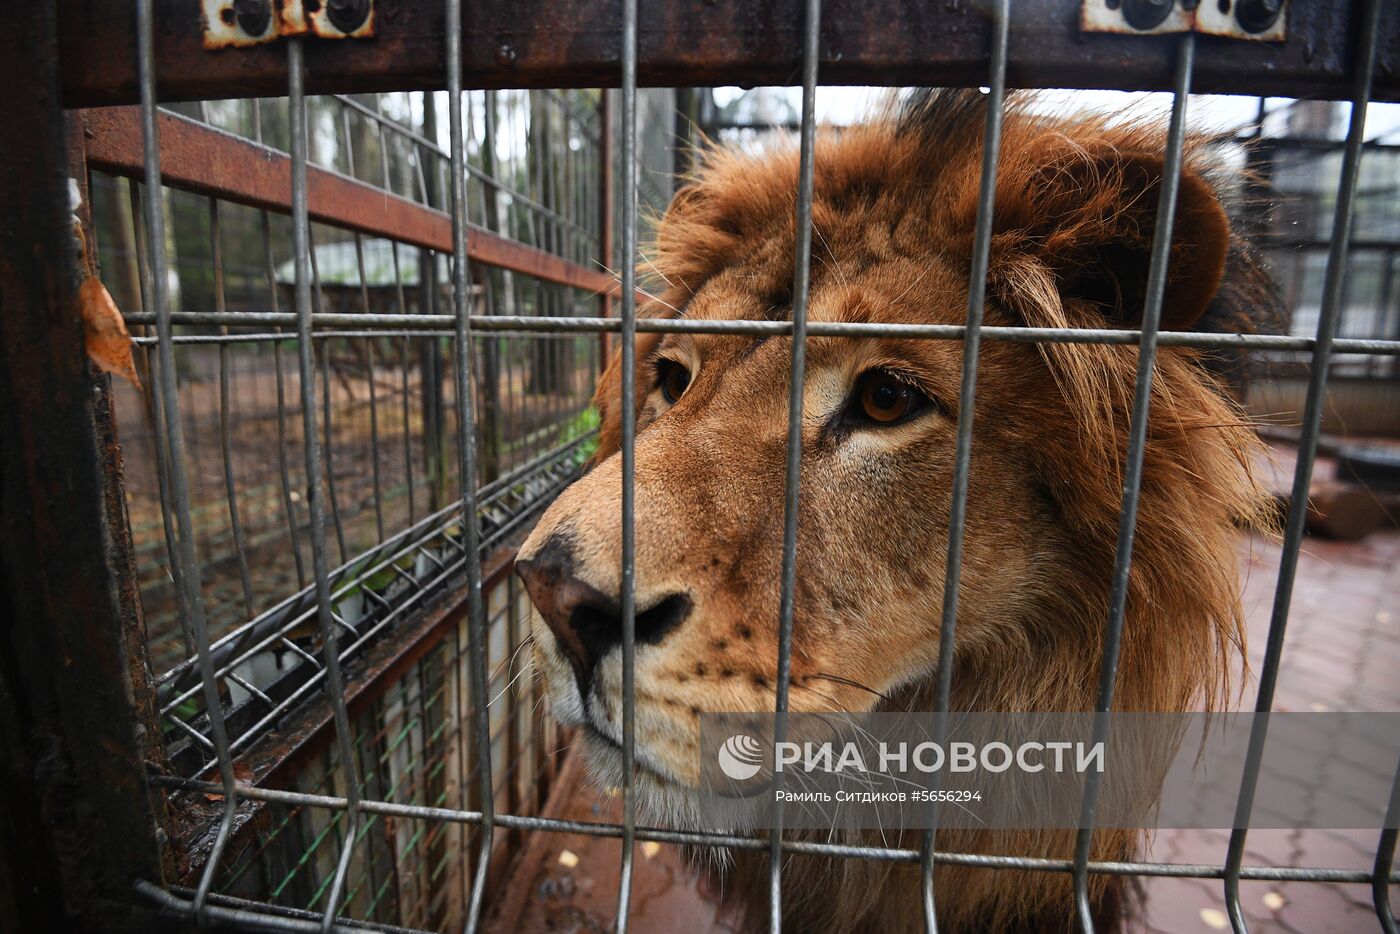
516;532;692;698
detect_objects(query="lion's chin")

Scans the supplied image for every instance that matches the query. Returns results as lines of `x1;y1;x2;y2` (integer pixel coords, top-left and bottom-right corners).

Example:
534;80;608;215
572;727;765;842
575;724;694;793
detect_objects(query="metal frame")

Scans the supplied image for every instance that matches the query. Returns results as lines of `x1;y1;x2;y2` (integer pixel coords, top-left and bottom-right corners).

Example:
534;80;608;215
82;14;605;930
0;3;166;930
85;70;608;764
55;1;1400;105
2;0;1397;932
81;106;615;295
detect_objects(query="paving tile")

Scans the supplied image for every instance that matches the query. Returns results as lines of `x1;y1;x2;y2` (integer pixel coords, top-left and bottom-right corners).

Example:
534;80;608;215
1266;881;1376;931
1285;828;1382;872
1134;877;1230;934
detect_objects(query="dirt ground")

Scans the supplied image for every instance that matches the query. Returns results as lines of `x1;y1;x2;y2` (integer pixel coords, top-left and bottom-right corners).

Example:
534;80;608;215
112;344;593;673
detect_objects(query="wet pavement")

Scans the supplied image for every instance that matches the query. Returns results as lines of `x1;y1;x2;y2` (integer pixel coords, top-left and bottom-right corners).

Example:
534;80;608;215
486;531;1400;933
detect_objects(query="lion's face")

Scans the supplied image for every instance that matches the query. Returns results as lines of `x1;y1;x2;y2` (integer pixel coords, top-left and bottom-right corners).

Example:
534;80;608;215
518;252;1050;790
516;94;1256;806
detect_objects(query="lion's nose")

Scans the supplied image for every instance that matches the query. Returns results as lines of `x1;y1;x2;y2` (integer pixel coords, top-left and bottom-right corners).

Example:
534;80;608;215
515;534;692;692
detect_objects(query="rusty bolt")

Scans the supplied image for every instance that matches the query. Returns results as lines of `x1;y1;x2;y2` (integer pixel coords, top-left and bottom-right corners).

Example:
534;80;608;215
1234;0;1282;34
496;43;517;66
326;0;371;34
1121;0;1172;30
233;0;272;37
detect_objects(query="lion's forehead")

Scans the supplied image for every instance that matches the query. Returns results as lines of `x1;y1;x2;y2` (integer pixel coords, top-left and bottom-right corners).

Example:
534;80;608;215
676;250;969;328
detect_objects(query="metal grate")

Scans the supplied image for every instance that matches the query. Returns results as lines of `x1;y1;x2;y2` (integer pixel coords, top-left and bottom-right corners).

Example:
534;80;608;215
4;1;1399;932
96;22;613;927
129;0;1400;929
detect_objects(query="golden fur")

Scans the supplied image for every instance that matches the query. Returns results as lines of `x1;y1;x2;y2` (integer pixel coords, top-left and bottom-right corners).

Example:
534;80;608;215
516;91;1277;932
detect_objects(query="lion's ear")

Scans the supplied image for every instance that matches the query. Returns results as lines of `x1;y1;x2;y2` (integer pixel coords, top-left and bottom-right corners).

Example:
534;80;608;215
995;147;1230;332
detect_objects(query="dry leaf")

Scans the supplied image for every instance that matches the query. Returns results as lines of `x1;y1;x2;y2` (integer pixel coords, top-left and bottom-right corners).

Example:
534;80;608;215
1199;908;1228;930
80;276;142;390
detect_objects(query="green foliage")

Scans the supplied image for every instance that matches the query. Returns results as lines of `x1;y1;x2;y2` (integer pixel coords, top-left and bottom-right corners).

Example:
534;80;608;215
561;407;601;468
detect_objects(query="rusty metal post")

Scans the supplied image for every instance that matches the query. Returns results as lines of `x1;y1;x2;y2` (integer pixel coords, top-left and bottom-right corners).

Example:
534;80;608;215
0;2;165;929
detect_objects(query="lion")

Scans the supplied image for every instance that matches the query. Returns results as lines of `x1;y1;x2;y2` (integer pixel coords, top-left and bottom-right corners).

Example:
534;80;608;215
514;90;1278;932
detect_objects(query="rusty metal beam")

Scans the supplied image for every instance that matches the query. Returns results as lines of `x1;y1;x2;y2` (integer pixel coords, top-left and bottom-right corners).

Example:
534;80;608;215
0;2;165;929
80;106;618;297
60;1;1400;107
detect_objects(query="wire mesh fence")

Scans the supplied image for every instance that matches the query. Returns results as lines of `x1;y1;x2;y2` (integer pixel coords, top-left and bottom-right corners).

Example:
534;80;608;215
78;72;624;931
5;0;1397;932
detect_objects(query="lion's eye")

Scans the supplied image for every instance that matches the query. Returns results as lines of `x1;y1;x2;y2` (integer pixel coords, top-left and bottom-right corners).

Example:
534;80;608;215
853;370;928;425
658;360;691;404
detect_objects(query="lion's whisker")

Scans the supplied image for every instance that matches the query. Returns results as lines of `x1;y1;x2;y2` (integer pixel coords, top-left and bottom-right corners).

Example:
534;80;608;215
641;250;691;296
490;631;536;684
812;223;849;289
807;672;895;705
593;259;683;314
487;658;533;712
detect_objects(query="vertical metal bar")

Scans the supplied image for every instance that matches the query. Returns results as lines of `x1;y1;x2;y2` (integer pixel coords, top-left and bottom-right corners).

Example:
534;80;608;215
454;583;473;920
251;98;308;589
769;2;821;931
342;106;386;542
420;93;446;516
135;0;238;921
412;144;431;208
309;228;349;563
261;207;308;590
1375;248;1396;380
1222;3;1383;930
564;101;577;261
919;3;1009;931
506;329;525;474
1;5;165;913
444;2;495;930
1071;34;1196;934
375;102;411;327
478;91;505;485
320;337;348;563
211;197;256;620
287;38;363;934
1374;754;1400;934
375;103;416;531
402;332;416;526
420;249;445;514
127;180;195;657
366;337;385;537
616;0;640;929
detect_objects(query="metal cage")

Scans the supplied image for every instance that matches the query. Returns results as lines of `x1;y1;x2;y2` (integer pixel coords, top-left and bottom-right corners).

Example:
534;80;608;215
1;2;1398;933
